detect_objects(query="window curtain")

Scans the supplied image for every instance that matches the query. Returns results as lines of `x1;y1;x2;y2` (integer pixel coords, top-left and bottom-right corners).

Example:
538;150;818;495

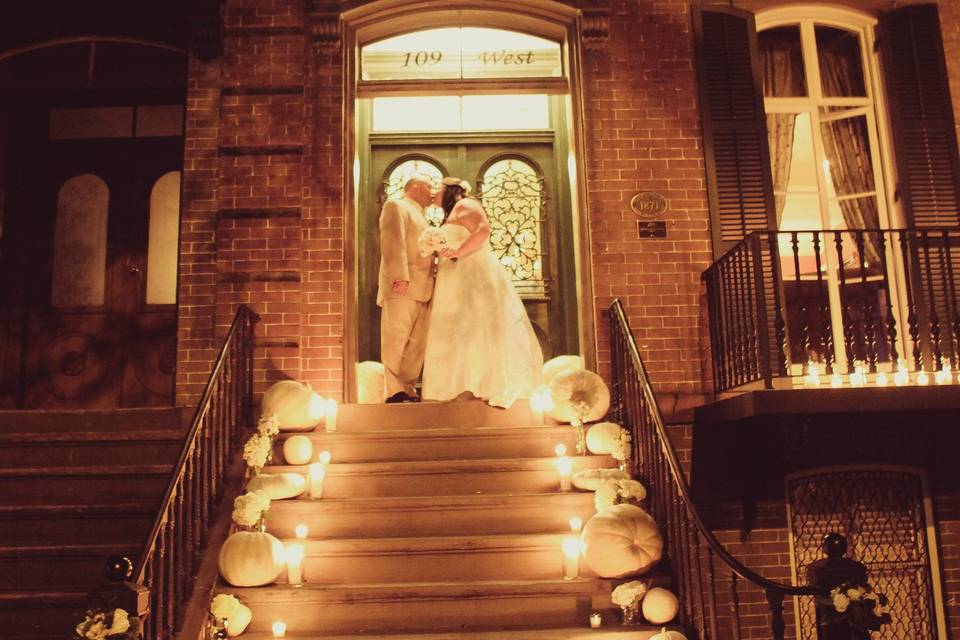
761;33;802;226
818;48;882;267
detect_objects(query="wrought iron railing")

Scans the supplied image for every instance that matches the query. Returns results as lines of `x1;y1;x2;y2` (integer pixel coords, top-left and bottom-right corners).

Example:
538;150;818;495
702;228;960;392
131;305;258;639
608;299;825;640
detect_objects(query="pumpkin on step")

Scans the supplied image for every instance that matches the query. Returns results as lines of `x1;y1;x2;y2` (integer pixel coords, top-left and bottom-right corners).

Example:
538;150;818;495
650;628;686;640
541;355;585;386
210;593;252;637
548;369;610;424
261;380;324;431
581;503;663;578
246;472;306;500
571;468;630;491
643;588;680;625
356;361;386;404
586;422;624;454
282;434;314;465
218;530;285;587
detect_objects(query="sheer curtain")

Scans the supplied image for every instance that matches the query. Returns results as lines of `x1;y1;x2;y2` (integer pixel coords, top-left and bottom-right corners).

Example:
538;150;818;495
761;29;804;226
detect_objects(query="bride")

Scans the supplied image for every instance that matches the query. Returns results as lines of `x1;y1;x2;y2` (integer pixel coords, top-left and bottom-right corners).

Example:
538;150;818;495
422;177;544;408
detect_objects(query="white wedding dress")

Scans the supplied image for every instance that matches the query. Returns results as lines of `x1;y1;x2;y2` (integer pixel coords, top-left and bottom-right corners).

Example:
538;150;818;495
422;223;544;408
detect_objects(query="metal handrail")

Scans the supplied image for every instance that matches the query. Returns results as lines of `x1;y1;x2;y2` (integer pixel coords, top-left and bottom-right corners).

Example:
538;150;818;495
608;298;824;639
132;305;258;638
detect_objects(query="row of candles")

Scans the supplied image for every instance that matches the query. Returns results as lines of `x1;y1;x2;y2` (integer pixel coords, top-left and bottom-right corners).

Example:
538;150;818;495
802;358;956;388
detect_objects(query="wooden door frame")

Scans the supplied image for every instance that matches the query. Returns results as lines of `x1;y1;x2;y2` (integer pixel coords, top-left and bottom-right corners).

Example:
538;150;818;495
341;0;597;402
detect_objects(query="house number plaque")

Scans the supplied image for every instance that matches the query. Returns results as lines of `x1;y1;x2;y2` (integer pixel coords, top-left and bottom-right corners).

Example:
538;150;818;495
630;191;669;218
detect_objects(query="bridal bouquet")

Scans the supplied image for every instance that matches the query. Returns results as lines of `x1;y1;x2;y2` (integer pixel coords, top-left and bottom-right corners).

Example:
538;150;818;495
74;608;142;640
818;582;891;633
595;478;647;512
418;226;449;257
232;490;271;528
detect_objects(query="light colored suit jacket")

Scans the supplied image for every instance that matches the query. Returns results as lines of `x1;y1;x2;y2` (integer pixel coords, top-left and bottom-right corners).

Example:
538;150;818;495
377;197;435;306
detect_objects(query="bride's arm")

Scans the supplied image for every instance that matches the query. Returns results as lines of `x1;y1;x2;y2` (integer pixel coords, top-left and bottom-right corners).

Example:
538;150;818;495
443;199;490;259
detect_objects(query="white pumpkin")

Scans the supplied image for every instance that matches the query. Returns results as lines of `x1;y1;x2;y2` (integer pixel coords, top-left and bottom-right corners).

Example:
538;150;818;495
541;355;585;386
650;628;686;640
581;504;663;578
246;472;306;500
548;369;610;423
261;380;323;431
226;603;252;637
586;422;624;454
642;588;680;625
356;361;386;404
218;530;285;587
282;435;314;465
572;468;631;491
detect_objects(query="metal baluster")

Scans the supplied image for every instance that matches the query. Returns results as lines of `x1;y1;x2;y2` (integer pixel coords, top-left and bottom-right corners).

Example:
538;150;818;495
767;232;788;376
155;527;167;639
937;230;959;370
174;481;187;631
165;511;176;636
721;258;739;387
877;232;900;364
791;232;809;362
835;231;855;370
899;231;923;369
921;231;943;369
857;231;879;371
751;235;774;388
739;245;758;382
729;572;742;640
766;589;786;640
144;560;156;640
691;529;708;638
705;272;725;391
705;545;720;638
812;232;834;373
946;231;960;370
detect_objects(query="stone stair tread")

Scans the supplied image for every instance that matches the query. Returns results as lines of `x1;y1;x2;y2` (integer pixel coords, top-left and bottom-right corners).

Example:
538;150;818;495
0;502;155;517
263;456;612;476
284;532;572;553
276;425;571;440
0;429;184;444
0;464;173;478
239;628;667;639
272;491;592;509
223;578;613;603
0;542;139;558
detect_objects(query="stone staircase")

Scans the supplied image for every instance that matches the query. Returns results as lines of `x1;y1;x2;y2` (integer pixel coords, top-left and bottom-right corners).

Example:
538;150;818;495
219;400;669;638
0;408;188;639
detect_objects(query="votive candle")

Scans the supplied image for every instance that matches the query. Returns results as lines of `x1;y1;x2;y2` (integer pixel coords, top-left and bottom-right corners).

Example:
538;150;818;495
324;399;338;433
569;516;583;532
271;621;286;638
286;543;304;585
555;456;573;492
589;612;602;629
895;359;910;386
562;536;580;580
917;370;930;386
295;524;308;539
318;450;332;465
875;371;889;387
309;462;325;498
531;387;552;425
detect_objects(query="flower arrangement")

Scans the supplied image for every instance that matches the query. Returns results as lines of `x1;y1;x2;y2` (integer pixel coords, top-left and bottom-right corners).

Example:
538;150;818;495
210;594;241;622
610;428;632;464
75;608;141;640
242;432;272;474
611;580;648;625
257;413;279;438
418;226;449;256
595;478;647;512
818;582;891;633
232;490;271;528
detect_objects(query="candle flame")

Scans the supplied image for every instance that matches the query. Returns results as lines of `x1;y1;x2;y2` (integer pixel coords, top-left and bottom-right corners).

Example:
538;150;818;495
562;536;581;559
271;621;287;638
295;524;308;539
318;450;332;464
569;516;583;532
554;443;567;457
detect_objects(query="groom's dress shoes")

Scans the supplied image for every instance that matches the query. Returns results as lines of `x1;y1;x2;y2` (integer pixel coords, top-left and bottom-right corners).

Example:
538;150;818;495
386;391;419;404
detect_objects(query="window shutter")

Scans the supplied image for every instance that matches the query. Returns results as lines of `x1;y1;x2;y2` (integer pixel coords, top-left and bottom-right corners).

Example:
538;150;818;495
693;7;776;258
880;4;960;228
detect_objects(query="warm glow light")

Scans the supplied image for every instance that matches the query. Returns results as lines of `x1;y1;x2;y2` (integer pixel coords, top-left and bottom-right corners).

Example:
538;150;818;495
285;543;304;585
318;450;332;465
590;612;602;629
917;370;930;385
935;363;953;385
324;399;338;433
569;517;583;532
531;386;553;425
875;371;889;387
295;524;308;539
272;621;286;638
309;463;326;498
822;159;832;178
554;443;567;457
555;457;573;492
831;373;843;388
849;361;867;387
803;360;821;387
895;359;910;386
562;536;581;580
308;392;325;420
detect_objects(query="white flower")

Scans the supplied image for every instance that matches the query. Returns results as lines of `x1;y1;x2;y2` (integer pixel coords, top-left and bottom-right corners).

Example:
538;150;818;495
617;479;646;502
610;428;632;462
611;580;647;606
846;588;862;601
243;433;272;471
232;490;271;527
418;226;449;256
832;592;850;613
257;413;279;438
105;609;130;635
595;482;619;512
595;478;646;511
211;593;242;619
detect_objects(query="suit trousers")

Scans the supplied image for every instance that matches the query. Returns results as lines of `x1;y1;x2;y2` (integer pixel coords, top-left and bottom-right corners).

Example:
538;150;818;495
380;297;430;397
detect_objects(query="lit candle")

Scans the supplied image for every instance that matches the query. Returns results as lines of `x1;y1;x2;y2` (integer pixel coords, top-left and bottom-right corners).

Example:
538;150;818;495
830;373;843;388
589;612;602;629
803;360;821;387
849;361;866;387
895;359;910;386
295;524;308;539
531;387;552;425
272;621;286;638
309;462;325;498
318;450;332;465
286;543;304;585
935;363;952;385
562;536;580;580
324;399;338;433
875;371;889;387
569;516;583;532
309;391;325;424
917;370;930;385
555;456;573;492
555;443;567;457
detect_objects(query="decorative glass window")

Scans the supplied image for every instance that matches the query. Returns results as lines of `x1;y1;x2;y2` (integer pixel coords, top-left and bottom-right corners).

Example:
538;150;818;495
383;158;445;226
372;94;549;132
361;28;562;82
146;171;181;305
52;174;109;307
480;158;547;298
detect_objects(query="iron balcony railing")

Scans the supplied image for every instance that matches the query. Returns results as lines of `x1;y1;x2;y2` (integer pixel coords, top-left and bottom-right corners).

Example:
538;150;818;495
702;228;960;393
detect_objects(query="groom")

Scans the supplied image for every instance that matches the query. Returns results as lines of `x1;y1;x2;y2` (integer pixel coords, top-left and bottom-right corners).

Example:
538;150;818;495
377;175;435;403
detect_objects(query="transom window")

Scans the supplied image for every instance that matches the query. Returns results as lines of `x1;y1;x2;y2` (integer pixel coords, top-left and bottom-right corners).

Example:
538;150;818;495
372;94;550;132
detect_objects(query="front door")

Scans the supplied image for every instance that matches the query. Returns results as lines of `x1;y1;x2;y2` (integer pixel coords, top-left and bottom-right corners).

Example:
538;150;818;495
13;133;181;408
359;138;578;364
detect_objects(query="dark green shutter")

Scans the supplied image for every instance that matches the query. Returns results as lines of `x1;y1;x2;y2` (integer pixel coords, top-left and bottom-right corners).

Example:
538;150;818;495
693;6;776;258
880;4;960;228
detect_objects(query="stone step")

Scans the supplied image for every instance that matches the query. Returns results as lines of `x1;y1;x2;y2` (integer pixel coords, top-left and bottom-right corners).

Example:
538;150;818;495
260;456;613;498
0;543;140;589
272;425;582;464
265;492;597;538
335;399;550;431
220;578;618;634
0;589;87;638
238;627;668;639
275;533;593;584
0;465;172;505
0;430;183;468
0;407;188;432
0;503;154;545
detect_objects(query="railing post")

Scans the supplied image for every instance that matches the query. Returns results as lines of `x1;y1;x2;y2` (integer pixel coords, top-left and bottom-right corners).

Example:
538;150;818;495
765;588;786;640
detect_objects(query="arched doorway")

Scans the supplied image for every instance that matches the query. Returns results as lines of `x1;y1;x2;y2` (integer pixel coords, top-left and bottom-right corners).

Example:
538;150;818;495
342;1;594;400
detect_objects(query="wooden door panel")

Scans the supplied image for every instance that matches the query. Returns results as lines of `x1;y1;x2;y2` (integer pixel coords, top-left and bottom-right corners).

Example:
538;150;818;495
121;312;177;407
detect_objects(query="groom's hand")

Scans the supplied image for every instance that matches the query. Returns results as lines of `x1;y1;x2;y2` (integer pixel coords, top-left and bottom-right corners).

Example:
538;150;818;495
392;280;409;296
